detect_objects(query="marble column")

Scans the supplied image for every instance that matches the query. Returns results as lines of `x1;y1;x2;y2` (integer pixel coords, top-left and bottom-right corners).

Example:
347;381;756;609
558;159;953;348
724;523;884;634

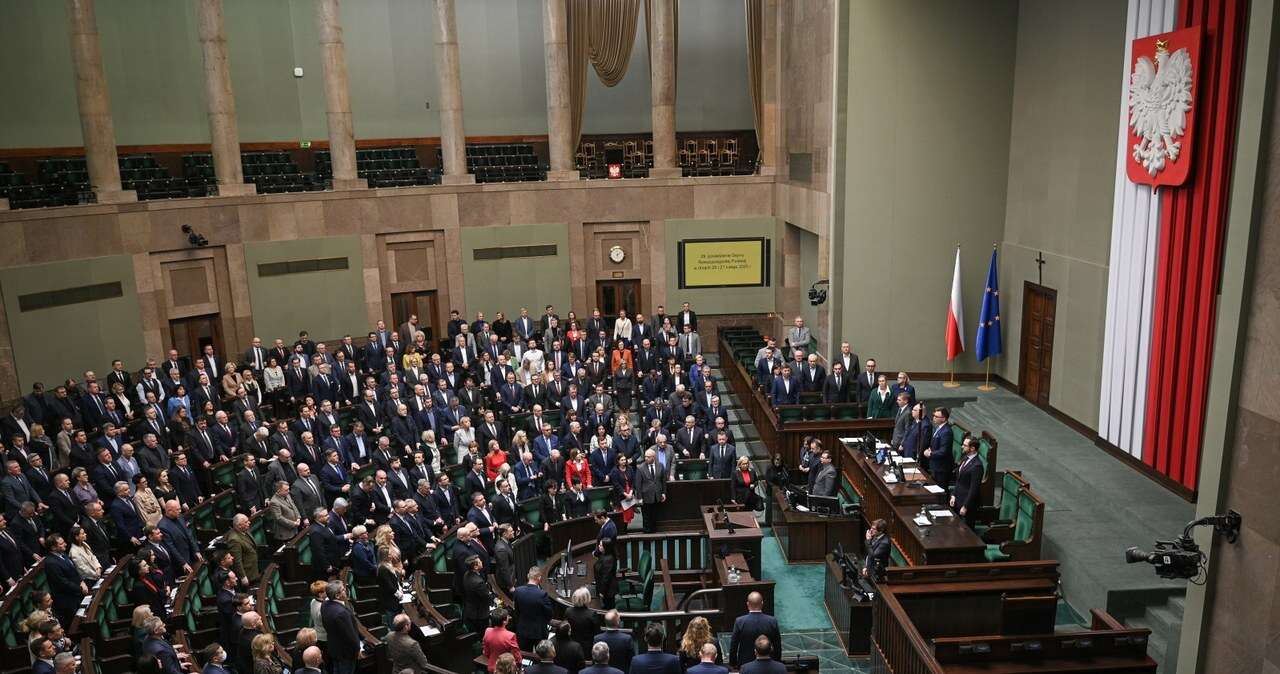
758;0;780;175
433;0;474;185
316;0;365;190
543;0;578;181
197;0;255;196
648;0;680;178
65;0;135;203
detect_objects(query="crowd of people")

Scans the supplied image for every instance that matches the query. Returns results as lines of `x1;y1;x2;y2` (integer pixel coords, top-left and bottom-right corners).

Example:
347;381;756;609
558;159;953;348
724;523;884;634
2;301;807;674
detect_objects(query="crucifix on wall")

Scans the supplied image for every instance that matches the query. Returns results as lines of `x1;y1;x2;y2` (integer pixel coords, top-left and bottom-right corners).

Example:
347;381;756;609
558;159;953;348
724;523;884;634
1035;251;1046;285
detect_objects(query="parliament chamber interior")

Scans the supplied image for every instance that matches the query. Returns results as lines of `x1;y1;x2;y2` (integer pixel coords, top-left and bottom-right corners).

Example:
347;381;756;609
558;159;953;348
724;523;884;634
0;1;1275;674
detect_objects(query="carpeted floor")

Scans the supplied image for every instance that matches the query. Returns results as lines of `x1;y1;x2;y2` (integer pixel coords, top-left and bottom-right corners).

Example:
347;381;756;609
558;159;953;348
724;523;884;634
758;527;832;632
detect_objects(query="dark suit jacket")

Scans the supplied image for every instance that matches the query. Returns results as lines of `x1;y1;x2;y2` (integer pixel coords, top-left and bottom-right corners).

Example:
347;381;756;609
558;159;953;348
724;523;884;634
728;612;782;666
513;583;554;642
740;660;787;674
769;378;798;407
953;453;984;513
321;599;362;661
927;424;955;484
629;650;681;674
594;630;635;672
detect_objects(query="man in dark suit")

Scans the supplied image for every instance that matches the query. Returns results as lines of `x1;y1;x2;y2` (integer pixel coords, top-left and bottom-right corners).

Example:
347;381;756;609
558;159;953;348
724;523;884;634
707;433;737;480
512;566;554;651
862;518;891;581
950;435;984;528
769;367;798;407
594;610;635;672
106;484;144;547
309;510;345;578
728;592;781;668
924;407;956;490
685;643;728;674
630;623;681;674
43;534;85;628
321;583;362;674
822;362;850;403
739;637;786;674
855;358;879;405
0;515;28;587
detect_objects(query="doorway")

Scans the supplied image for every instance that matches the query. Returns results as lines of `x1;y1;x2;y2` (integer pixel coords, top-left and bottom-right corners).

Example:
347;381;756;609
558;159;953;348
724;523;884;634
596;280;641;318
170;314;223;362
1018;282;1057;407
390;290;440;348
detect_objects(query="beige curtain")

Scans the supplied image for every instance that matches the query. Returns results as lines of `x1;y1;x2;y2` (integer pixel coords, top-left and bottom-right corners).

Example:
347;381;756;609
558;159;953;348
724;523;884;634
567;0;643;146
745;0;763;148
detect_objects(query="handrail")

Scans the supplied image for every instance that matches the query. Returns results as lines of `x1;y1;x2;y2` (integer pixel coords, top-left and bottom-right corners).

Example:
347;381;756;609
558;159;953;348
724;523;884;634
874;589;946;674
675;587;722;612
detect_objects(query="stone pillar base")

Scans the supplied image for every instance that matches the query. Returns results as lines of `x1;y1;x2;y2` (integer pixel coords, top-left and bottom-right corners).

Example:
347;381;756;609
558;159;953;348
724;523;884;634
0;198;8;211
95;189;138;204
546;169;580;182
648;167;682;179
441;173;476;185
331;178;368;191
214;183;258;197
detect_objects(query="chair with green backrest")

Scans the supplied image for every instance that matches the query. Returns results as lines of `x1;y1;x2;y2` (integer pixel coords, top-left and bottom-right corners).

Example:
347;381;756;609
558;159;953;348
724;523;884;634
889;545;907;568
984;486;1044;562
677;459;708;481
838;474;860;510
777;405;805;425
618;550;652;595
447;463;468;486
807;404;831;421
585;486;612;514
831;403;860;420
976;470;1029;536
518;497;543;531
212;461;237;490
616;551;654;610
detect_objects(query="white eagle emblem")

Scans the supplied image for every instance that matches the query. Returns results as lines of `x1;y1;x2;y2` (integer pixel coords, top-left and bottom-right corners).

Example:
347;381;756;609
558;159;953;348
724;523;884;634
1129;41;1194;176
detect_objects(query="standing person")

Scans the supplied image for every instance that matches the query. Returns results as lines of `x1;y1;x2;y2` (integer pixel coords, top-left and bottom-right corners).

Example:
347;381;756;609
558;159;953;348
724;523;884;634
483;609;522;672
678;618;723;671
512;566;554;651
739;638;785;674
320;581;361;674
633;449;666;534
462;555;494;635
862;519;890;582
564;587;599;656
629;624;680;674
728;592;781;669
950;435;983;528
387;613;431;674
923;407;955;490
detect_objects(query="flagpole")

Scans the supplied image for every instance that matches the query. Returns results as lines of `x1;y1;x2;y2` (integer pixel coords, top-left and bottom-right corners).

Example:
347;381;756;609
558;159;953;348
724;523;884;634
944;359;960;388
978;358;996;391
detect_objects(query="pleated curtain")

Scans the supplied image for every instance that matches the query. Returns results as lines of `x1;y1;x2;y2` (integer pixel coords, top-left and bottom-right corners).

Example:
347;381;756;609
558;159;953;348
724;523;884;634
745;0;763;149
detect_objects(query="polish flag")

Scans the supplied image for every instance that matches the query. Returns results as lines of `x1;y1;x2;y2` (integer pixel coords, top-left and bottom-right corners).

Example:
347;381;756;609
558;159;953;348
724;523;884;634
946;248;965;361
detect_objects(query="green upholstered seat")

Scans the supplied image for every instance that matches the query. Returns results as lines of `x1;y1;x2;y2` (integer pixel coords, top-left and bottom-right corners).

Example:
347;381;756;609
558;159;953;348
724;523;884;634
677;459;709;481
777;405;805;424
807;404;831;421
832;403;861;420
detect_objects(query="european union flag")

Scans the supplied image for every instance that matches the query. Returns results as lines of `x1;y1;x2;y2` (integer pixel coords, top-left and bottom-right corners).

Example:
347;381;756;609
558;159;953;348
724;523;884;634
976;248;1003;362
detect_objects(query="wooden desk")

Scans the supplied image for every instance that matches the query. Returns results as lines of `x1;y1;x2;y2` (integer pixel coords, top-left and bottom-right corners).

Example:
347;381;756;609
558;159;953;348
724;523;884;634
713;552;775;633
823;555;872;656
664;478;733;523
702;507;764;579
842;443;946;528
771;488;861;563
891;505;986;566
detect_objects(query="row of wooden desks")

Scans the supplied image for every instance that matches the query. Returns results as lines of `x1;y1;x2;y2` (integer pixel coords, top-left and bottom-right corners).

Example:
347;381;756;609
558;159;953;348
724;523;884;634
842;440;986;566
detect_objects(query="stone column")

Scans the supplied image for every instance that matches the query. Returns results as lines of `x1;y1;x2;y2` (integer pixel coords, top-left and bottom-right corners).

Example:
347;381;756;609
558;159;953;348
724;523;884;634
66;0;135;203
543;0;577;181
648;0;680;178
316;0;365;190
197;0;255;196
433;0;474;185
758;0;780;175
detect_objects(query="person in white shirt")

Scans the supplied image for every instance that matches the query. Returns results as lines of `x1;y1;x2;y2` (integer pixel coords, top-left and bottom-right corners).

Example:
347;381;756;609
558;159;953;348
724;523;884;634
613;310;634;345
521;339;546;378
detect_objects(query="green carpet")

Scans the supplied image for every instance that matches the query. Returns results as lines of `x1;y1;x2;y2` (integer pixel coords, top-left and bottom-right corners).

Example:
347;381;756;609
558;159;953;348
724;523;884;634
760;527;833;632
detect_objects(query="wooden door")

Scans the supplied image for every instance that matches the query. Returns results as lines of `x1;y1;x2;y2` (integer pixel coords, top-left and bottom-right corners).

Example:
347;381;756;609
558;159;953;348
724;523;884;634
170;314;223;361
596;280;641;318
1019;282;1056;407
390;290;440;349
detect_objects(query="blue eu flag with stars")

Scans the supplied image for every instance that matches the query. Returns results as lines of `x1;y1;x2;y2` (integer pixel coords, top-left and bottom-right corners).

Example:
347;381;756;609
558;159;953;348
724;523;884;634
976;248;1003;362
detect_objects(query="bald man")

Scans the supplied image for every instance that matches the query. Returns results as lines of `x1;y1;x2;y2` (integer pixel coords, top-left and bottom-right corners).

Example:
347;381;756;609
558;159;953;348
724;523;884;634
728;592;781;668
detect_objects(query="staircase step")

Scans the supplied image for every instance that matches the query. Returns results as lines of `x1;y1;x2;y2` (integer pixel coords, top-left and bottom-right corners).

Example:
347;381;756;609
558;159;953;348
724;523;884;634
1145;606;1179;634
